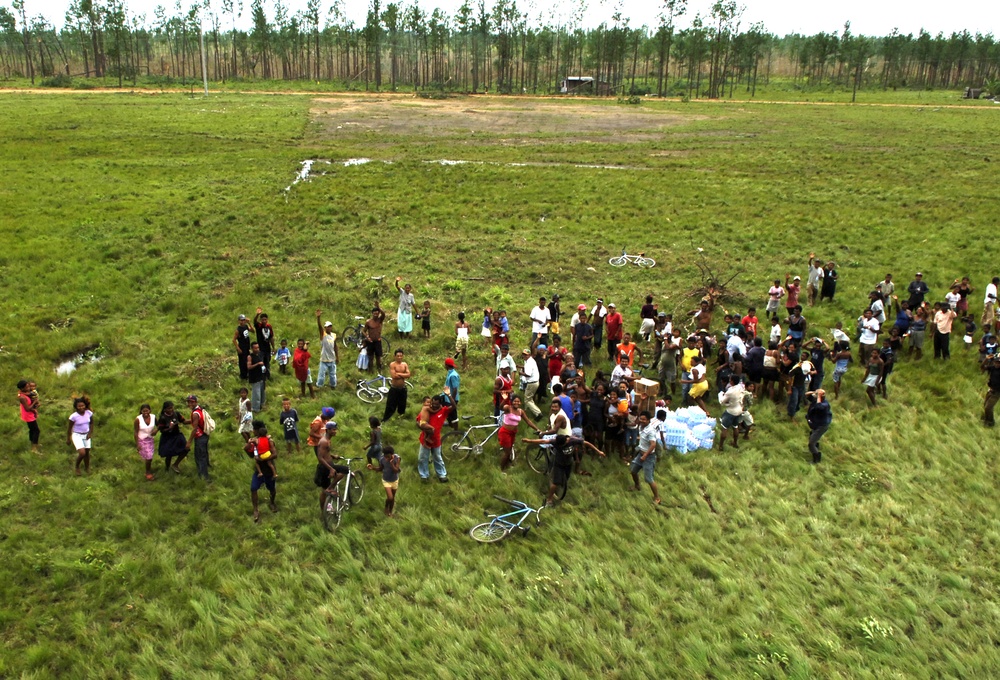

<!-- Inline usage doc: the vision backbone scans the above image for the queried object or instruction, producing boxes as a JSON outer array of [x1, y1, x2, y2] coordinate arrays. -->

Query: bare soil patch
[[309, 95, 709, 143]]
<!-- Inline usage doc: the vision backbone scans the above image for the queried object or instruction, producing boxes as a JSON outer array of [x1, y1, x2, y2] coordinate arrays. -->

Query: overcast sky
[[20, 0, 1000, 37]]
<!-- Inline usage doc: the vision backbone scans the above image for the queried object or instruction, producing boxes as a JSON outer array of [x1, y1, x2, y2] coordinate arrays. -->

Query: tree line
[[2, 0, 998, 97]]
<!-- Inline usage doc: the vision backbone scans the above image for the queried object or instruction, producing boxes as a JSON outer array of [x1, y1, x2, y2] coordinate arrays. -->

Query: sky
[[18, 0, 1000, 37]]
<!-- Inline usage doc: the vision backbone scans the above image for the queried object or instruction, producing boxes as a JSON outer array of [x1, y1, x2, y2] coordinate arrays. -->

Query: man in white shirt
[[983, 277, 999, 330], [869, 291, 886, 324], [591, 298, 608, 350], [859, 309, 881, 361], [520, 348, 541, 418], [875, 273, 894, 306], [717, 375, 745, 450], [610, 355, 634, 391], [496, 343, 518, 381], [726, 331, 747, 362], [530, 297, 551, 347], [807, 254, 825, 306]]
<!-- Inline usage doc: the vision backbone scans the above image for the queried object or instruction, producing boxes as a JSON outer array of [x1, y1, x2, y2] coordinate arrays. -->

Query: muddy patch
[[56, 344, 106, 375]]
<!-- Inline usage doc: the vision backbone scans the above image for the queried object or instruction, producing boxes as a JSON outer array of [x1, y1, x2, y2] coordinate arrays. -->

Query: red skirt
[[498, 426, 517, 450]]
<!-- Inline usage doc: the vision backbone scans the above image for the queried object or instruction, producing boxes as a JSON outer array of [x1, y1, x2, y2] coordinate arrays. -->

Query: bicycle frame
[[485, 497, 541, 532], [449, 417, 500, 454]]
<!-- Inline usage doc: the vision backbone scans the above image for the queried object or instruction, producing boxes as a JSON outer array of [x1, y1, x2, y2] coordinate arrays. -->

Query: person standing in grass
[[629, 411, 661, 505], [547, 294, 562, 336], [861, 350, 885, 407], [247, 341, 267, 411], [418, 300, 431, 338], [157, 401, 187, 473], [573, 311, 594, 368], [17, 379, 39, 453], [718, 375, 745, 451], [233, 313, 252, 380], [315, 310, 339, 391], [983, 277, 999, 332], [275, 339, 291, 375], [605, 303, 623, 361], [279, 398, 300, 454], [908, 305, 928, 360], [134, 404, 157, 481], [591, 298, 608, 351], [981, 353, 1000, 427], [454, 312, 470, 370], [530, 297, 552, 348], [394, 277, 415, 339], [186, 395, 211, 482], [858, 309, 881, 363], [907, 272, 929, 310], [245, 421, 278, 522], [766, 279, 785, 317], [498, 396, 541, 471], [363, 304, 387, 374], [820, 262, 838, 302], [383, 349, 411, 423], [237, 387, 253, 442], [444, 358, 461, 427], [806, 254, 824, 306], [417, 394, 451, 483], [368, 444, 401, 517], [804, 389, 832, 464], [253, 308, 276, 380], [67, 397, 93, 476], [293, 338, 315, 398], [315, 421, 348, 510], [520, 348, 542, 419], [933, 302, 957, 360], [638, 294, 656, 341], [785, 275, 801, 317], [829, 341, 852, 399]]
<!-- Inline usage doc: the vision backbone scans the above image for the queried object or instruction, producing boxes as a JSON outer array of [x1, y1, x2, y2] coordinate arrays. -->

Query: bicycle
[[609, 248, 655, 268], [342, 316, 392, 356], [321, 457, 366, 532], [522, 439, 569, 501], [469, 496, 544, 543], [355, 375, 414, 404], [440, 415, 503, 461]]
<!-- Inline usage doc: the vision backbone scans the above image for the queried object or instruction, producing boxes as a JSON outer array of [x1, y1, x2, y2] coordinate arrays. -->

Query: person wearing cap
[[233, 314, 252, 380], [520, 348, 542, 419], [547, 294, 562, 336], [573, 311, 594, 368], [569, 304, 587, 344], [804, 388, 832, 463], [652, 311, 669, 362], [315, 309, 339, 391], [907, 272, 929, 310], [605, 303, 623, 362], [444, 358, 461, 427], [185, 395, 211, 482], [253, 308, 276, 380], [591, 298, 607, 350], [495, 342, 517, 380], [363, 304, 387, 374], [530, 297, 552, 348], [394, 276, 416, 339], [784, 273, 801, 316], [638, 295, 656, 342], [382, 349, 412, 423], [314, 420, 349, 510], [806, 254, 824, 306], [306, 406, 336, 455], [417, 394, 451, 482]]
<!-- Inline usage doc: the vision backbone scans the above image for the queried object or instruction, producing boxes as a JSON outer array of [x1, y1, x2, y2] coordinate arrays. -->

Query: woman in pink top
[[134, 404, 157, 481], [67, 397, 94, 475], [498, 396, 540, 471], [17, 379, 39, 453]]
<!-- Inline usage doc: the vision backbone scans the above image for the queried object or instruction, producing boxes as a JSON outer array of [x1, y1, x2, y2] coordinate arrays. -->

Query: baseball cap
[[578, 304, 587, 311], [321, 406, 336, 418], [916, 271, 923, 276], [657, 311, 666, 317], [792, 275, 801, 281], [445, 357, 456, 368], [186, 394, 198, 402], [325, 421, 338, 430], [521, 349, 531, 356], [238, 314, 247, 320], [596, 298, 603, 303], [552, 294, 560, 300], [608, 302, 616, 308], [537, 344, 547, 351], [324, 321, 333, 328]]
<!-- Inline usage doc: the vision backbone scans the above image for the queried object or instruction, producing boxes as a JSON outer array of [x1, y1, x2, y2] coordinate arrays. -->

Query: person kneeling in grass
[[368, 444, 401, 517], [628, 411, 661, 505], [521, 433, 605, 507]]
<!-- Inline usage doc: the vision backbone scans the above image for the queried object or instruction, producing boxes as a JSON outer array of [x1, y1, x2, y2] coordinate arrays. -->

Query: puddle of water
[[56, 347, 106, 375]]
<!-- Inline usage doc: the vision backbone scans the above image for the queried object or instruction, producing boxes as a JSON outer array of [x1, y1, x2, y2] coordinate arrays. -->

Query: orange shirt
[[617, 342, 637, 367]]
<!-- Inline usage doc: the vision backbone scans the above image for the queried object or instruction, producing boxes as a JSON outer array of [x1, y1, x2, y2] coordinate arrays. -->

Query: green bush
[[40, 74, 73, 88]]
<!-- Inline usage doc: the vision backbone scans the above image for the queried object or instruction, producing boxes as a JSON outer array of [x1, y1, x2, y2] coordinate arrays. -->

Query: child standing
[[275, 339, 291, 375], [418, 300, 431, 338], [280, 398, 300, 454], [365, 416, 383, 464], [769, 315, 782, 345], [963, 316, 977, 350], [367, 444, 400, 517], [623, 406, 640, 461], [293, 338, 314, 398], [237, 387, 253, 442], [454, 312, 470, 370]]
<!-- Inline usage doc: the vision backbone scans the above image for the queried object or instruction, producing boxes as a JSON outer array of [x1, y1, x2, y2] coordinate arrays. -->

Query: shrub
[[40, 74, 73, 88]]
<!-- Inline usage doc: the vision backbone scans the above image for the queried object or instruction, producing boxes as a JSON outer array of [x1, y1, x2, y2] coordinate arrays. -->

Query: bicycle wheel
[[404, 380, 414, 390], [609, 256, 628, 267], [321, 495, 342, 532], [356, 384, 383, 404], [348, 470, 365, 506], [525, 444, 551, 475], [381, 337, 391, 355], [441, 429, 471, 462], [470, 521, 509, 543], [341, 326, 360, 349], [636, 256, 656, 268]]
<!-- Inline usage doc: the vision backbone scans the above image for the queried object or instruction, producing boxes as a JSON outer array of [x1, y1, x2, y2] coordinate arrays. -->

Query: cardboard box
[[635, 378, 659, 397]]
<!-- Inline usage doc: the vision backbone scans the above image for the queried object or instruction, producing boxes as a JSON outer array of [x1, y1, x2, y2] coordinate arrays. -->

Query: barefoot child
[[275, 339, 291, 375], [365, 416, 383, 465], [237, 387, 253, 442], [368, 444, 400, 516], [454, 312, 470, 370], [418, 300, 431, 338], [279, 398, 300, 454], [293, 338, 315, 398]]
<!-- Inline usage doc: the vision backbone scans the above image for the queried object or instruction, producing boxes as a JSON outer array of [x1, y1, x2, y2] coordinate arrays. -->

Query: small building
[[560, 76, 613, 96]]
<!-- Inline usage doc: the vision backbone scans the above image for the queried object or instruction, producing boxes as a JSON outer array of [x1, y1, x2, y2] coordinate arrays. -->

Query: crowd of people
[[15, 263, 1000, 522]]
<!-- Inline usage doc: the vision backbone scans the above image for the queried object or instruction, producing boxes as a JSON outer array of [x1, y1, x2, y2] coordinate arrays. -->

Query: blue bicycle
[[469, 496, 544, 543]]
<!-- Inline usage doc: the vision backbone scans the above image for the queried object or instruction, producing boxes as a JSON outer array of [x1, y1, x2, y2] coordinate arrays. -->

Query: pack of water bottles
[[661, 407, 717, 454]]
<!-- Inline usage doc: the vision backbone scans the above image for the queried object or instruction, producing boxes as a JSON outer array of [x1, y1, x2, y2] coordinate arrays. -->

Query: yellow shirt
[[681, 347, 700, 372]]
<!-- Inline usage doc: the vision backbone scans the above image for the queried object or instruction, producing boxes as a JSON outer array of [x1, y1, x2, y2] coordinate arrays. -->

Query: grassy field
[[2, 90, 1000, 678]]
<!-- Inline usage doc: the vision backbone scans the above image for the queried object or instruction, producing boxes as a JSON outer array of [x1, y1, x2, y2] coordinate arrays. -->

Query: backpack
[[198, 407, 217, 436]]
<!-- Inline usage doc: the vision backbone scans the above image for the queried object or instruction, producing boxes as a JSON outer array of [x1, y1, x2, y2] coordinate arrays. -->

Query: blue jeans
[[316, 361, 337, 388], [251, 380, 265, 412], [787, 385, 805, 418], [681, 371, 692, 404], [418, 444, 447, 479]]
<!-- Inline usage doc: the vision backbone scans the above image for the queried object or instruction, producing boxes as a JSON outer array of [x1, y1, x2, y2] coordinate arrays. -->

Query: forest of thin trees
[[1, 0, 998, 97]]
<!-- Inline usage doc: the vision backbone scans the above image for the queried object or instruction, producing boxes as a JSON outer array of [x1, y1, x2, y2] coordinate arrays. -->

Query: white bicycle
[[609, 248, 655, 268]]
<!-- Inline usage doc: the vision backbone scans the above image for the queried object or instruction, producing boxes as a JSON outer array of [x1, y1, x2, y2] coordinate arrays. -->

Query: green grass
[[2, 91, 1000, 677]]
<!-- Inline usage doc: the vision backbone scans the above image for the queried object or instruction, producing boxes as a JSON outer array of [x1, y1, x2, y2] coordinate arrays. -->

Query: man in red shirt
[[605, 303, 623, 362], [417, 394, 451, 482]]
